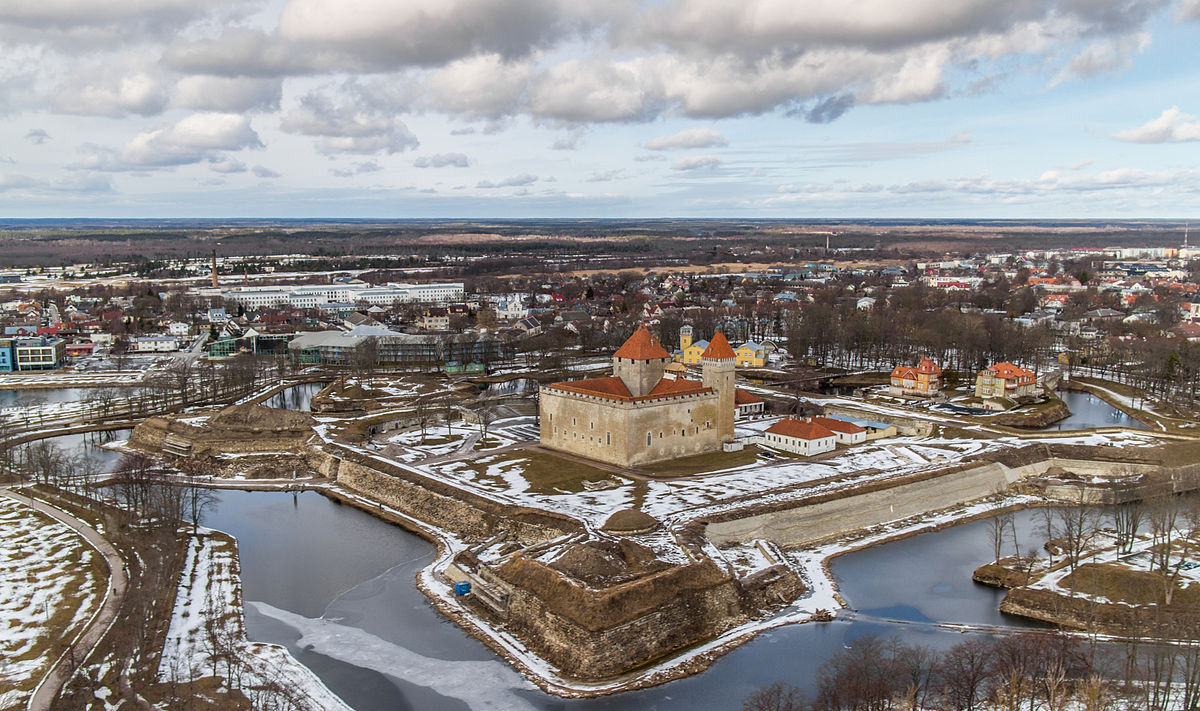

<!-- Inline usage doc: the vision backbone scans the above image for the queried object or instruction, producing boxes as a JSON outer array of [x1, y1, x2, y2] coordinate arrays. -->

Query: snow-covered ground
[[157, 532, 351, 711], [0, 496, 103, 708], [362, 415, 1158, 530]]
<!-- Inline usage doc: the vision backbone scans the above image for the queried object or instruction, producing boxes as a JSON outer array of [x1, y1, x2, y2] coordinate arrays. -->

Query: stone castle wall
[[317, 447, 577, 545], [539, 389, 722, 467]]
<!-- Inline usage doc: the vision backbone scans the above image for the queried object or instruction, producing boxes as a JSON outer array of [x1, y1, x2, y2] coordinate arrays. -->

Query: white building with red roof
[[539, 325, 737, 467], [762, 417, 838, 456]]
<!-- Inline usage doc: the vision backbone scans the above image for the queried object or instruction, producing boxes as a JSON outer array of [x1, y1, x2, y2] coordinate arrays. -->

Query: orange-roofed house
[[974, 362, 1037, 400], [762, 417, 837, 456], [539, 325, 737, 466], [889, 357, 942, 398]]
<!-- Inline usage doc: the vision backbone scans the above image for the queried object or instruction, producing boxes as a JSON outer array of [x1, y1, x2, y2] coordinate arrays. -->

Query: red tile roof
[[549, 376, 632, 399], [766, 417, 836, 441], [701, 331, 736, 359], [811, 416, 865, 434], [646, 377, 709, 397], [734, 388, 763, 404], [892, 356, 941, 380], [613, 324, 670, 360], [983, 361, 1035, 384]]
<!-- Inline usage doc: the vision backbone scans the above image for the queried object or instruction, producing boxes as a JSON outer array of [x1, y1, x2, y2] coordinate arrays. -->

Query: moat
[[208, 488, 1054, 711]]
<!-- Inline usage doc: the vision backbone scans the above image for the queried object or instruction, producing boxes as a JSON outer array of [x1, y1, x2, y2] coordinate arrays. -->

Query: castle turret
[[612, 325, 671, 397], [701, 331, 736, 441]]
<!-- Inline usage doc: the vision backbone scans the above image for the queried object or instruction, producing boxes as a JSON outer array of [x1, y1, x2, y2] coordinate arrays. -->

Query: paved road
[[0, 487, 128, 711]]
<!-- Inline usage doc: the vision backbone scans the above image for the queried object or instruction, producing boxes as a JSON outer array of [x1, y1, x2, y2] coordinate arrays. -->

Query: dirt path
[[0, 487, 128, 711]]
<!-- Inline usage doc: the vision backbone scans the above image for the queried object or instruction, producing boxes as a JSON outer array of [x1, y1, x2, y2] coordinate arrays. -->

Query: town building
[[734, 389, 765, 419], [761, 417, 838, 456], [975, 362, 1038, 400], [734, 341, 766, 368], [889, 357, 943, 397], [539, 326, 736, 467], [14, 337, 65, 371]]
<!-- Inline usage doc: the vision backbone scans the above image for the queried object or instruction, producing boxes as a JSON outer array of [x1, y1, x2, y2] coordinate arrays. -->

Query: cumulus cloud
[[1113, 107, 1200, 143], [78, 112, 262, 171], [1180, 0, 1200, 21], [52, 72, 168, 117], [413, 153, 470, 168], [281, 90, 418, 154], [24, 128, 49, 144], [644, 127, 728, 150], [252, 164, 280, 178], [172, 75, 282, 112], [476, 173, 537, 188], [672, 155, 721, 170]]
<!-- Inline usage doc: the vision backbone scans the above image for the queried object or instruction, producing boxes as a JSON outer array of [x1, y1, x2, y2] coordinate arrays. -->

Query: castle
[[539, 325, 736, 467]]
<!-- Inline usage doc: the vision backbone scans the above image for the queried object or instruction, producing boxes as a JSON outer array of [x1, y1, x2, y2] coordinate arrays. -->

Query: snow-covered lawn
[[0, 497, 103, 707], [158, 532, 351, 711]]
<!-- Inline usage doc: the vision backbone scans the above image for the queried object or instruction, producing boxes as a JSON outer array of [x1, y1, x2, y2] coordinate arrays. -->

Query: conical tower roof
[[701, 331, 735, 359], [613, 324, 670, 360]]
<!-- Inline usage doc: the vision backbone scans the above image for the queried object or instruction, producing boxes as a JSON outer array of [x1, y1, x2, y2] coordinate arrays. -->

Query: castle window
[[607, 432, 611, 445], [647, 432, 652, 446]]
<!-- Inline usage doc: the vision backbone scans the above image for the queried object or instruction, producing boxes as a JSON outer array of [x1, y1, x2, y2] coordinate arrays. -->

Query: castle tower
[[679, 325, 693, 351], [612, 324, 671, 397], [701, 331, 736, 441]]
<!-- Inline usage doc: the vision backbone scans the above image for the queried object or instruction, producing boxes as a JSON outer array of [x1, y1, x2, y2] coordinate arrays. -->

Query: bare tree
[[742, 682, 803, 711]]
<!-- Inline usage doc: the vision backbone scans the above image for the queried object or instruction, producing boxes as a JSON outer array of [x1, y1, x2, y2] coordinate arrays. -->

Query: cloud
[[586, 169, 623, 182], [552, 127, 586, 150], [252, 164, 280, 178], [476, 173, 537, 188], [330, 161, 381, 177], [0, 170, 112, 194], [1050, 32, 1150, 87], [672, 155, 721, 170], [52, 72, 168, 117], [644, 127, 728, 150], [78, 112, 263, 171], [281, 90, 418, 154], [1113, 107, 1200, 143], [1183, 0, 1200, 21], [208, 155, 247, 173], [803, 94, 855, 124], [172, 75, 283, 112], [24, 128, 49, 144], [413, 152, 470, 168]]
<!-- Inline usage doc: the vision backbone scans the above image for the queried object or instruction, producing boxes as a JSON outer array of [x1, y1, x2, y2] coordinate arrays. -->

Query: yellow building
[[734, 341, 766, 368]]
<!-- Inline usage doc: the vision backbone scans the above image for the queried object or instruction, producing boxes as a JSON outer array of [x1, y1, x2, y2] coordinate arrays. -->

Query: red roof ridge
[[613, 324, 670, 360], [701, 331, 735, 359], [765, 417, 835, 440]]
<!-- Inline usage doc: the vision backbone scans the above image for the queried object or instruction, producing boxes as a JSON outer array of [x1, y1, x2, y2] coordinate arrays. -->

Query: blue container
[[454, 581, 471, 596]]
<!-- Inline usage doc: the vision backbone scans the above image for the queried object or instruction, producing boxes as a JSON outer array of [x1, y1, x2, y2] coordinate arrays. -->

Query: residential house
[[975, 362, 1037, 400], [889, 357, 942, 398], [734, 341, 766, 368]]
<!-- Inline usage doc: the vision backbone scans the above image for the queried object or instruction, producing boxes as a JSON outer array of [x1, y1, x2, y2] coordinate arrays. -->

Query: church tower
[[701, 331, 736, 441], [679, 325, 693, 351], [612, 324, 671, 397]]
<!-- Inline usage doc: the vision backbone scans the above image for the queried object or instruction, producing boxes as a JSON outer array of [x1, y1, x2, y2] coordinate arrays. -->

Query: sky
[[1, 0, 1200, 219]]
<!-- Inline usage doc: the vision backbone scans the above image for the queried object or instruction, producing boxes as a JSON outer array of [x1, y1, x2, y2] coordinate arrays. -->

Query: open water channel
[[31, 383, 1144, 710]]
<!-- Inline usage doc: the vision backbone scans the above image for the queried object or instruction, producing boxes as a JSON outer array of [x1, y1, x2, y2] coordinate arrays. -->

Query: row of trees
[[746, 630, 1200, 711]]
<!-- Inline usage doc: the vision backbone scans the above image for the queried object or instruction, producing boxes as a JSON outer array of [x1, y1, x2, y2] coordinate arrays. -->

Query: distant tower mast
[[211, 248, 218, 288]]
